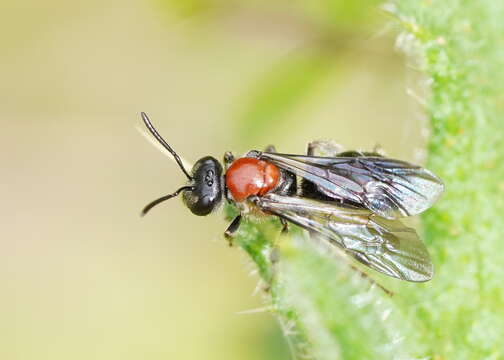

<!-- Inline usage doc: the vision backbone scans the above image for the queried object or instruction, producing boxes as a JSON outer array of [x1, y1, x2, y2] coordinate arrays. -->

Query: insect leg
[[224, 214, 242, 246], [224, 151, 235, 170], [250, 196, 289, 234], [336, 251, 394, 296], [306, 231, 394, 295], [268, 217, 289, 267], [280, 217, 289, 234], [348, 264, 394, 296], [372, 144, 386, 157], [264, 145, 277, 153], [306, 140, 344, 156]]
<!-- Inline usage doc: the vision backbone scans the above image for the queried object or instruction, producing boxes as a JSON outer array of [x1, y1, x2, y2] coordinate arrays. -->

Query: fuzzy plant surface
[[226, 1, 504, 359]]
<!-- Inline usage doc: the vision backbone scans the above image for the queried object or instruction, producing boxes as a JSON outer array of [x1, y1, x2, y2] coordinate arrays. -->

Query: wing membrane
[[256, 193, 433, 282], [259, 152, 444, 219]]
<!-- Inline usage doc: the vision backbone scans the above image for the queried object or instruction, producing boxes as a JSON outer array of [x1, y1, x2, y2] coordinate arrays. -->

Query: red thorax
[[225, 157, 280, 202]]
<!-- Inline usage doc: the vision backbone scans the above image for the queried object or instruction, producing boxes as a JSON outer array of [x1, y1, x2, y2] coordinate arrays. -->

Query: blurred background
[[1, 0, 426, 359]]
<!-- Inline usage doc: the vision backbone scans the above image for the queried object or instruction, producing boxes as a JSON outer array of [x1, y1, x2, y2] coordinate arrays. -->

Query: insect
[[140, 112, 444, 282]]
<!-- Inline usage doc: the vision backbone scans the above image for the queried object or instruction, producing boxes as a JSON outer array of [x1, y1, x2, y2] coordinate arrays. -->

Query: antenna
[[141, 112, 193, 181], [141, 186, 194, 216]]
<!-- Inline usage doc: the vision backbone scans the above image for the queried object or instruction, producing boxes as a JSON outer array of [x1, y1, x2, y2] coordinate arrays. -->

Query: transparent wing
[[259, 152, 444, 219], [255, 193, 433, 282]]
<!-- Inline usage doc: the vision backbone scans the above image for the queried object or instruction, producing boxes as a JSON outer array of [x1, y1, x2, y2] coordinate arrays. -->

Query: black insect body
[[140, 113, 444, 282]]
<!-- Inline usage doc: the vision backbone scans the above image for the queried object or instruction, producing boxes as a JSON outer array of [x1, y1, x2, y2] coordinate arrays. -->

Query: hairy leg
[[307, 140, 344, 156], [223, 151, 235, 170]]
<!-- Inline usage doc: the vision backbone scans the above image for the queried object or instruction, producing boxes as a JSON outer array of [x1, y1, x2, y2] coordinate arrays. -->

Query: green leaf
[[388, 0, 504, 358]]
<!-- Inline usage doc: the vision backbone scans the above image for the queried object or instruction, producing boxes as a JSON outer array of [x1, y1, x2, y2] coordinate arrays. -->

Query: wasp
[[140, 113, 444, 282]]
